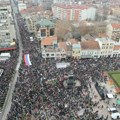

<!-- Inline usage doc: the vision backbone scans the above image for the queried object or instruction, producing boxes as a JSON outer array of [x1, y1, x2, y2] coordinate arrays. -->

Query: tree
[[55, 20, 72, 41]]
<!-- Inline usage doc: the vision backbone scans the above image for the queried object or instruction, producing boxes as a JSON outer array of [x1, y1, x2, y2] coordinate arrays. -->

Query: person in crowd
[[5, 14, 120, 120]]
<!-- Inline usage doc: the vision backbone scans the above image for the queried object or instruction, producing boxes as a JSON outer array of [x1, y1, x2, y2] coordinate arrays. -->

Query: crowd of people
[[5, 13, 120, 120], [0, 39, 18, 109]]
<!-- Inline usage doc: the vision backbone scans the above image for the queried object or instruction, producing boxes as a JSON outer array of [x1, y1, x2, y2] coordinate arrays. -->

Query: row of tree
[[55, 20, 107, 41]]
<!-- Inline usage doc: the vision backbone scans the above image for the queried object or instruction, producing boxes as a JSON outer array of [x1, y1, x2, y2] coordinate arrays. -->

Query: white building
[[18, 3, 27, 11], [52, 4, 96, 21], [95, 37, 114, 57], [80, 7, 96, 21], [80, 40, 100, 58], [0, 3, 16, 48]]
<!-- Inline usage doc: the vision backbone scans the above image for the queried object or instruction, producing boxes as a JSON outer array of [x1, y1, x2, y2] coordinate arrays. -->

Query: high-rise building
[[52, 4, 96, 21]]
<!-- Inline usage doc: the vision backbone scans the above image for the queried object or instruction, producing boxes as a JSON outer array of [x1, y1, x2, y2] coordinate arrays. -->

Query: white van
[[111, 112, 120, 119]]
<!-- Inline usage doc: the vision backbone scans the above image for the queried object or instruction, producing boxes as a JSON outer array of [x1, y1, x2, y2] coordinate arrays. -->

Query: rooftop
[[35, 19, 54, 28], [72, 44, 80, 49], [58, 42, 67, 52], [81, 40, 100, 50], [95, 37, 114, 42], [111, 23, 120, 29], [54, 3, 89, 10], [113, 45, 120, 50], [41, 36, 57, 46]]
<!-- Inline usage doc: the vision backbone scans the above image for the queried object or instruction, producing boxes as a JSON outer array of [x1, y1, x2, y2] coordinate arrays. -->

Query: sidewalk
[[89, 82, 113, 120]]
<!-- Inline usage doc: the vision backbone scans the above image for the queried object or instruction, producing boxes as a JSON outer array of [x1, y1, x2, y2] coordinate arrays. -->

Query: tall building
[[0, 0, 16, 50], [52, 4, 96, 21]]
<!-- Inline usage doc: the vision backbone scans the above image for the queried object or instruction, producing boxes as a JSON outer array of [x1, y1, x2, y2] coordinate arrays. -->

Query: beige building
[[72, 44, 81, 59], [111, 7, 120, 17]]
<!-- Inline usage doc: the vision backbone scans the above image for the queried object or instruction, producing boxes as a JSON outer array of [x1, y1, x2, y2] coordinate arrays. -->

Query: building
[[0, 2, 16, 51], [35, 19, 55, 40], [18, 2, 27, 11], [95, 37, 114, 57], [41, 37, 79, 59], [106, 23, 120, 41], [113, 45, 120, 57], [52, 4, 96, 21], [58, 42, 67, 58], [41, 36, 63, 59], [80, 40, 100, 58], [111, 7, 120, 17], [32, 0, 53, 9], [72, 43, 81, 59]]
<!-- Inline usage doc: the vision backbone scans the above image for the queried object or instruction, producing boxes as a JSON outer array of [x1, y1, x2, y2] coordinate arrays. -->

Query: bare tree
[[55, 20, 72, 41]]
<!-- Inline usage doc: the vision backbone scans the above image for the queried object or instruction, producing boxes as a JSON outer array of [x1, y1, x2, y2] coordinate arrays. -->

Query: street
[[0, 0, 23, 119]]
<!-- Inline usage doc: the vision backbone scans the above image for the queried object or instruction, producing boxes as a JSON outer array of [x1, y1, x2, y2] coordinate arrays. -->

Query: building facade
[[52, 4, 96, 21], [41, 36, 66, 59], [81, 40, 100, 58], [95, 37, 114, 57], [18, 2, 27, 11], [0, 3, 16, 50], [106, 23, 120, 41], [72, 44, 81, 59], [35, 19, 55, 40]]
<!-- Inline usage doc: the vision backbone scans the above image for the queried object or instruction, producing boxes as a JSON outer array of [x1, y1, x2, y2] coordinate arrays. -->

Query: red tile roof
[[41, 36, 57, 46], [111, 23, 120, 29], [114, 45, 120, 50], [58, 42, 67, 51], [20, 6, 43, 14], [81, 40, 100, 50], [54, 4, 89, 10]]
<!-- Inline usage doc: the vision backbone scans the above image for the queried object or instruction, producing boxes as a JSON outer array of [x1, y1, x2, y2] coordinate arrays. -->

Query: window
[[51, 54, 54, 56], [46, 54, 49, 56], [41, 29, 46, 37], [50, 28, 54, 36]]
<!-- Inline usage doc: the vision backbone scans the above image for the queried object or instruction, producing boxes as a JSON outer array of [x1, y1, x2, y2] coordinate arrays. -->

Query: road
[[0, 0, 23, 119]]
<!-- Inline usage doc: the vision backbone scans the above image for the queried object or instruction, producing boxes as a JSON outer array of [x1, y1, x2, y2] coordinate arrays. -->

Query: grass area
[[108, 71, 120, 87]]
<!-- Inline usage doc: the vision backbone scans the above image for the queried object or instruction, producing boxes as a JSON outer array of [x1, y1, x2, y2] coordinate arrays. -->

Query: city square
[[0, 0, 120, 120]]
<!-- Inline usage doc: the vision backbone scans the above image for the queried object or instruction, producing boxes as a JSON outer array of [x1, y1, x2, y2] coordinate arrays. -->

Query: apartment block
[[52, 4, 96, 21]]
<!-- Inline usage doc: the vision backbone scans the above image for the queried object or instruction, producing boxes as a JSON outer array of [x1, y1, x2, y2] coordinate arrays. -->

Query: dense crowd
[[0, 39, 18, 109], [6, 14, 120, 120]]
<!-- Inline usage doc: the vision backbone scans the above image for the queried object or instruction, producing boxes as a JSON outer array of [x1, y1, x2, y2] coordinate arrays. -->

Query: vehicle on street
[[111, 112, 120, 119]]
